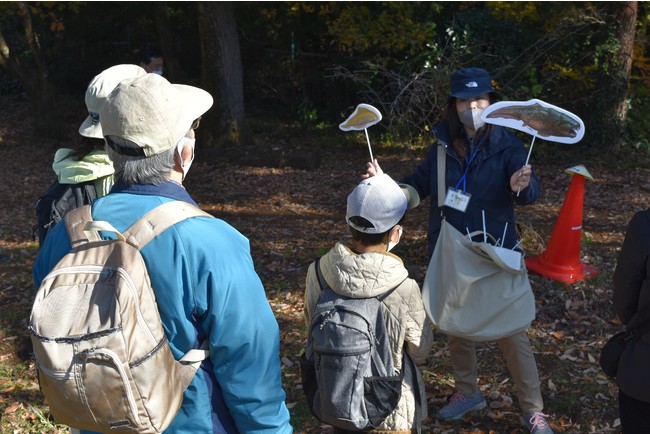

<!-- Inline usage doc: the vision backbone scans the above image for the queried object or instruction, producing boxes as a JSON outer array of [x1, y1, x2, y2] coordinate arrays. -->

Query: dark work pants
[[619, 389, 650, 433]]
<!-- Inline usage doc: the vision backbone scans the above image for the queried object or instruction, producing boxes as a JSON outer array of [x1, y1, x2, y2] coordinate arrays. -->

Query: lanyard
[[454, 135, 485, 192]]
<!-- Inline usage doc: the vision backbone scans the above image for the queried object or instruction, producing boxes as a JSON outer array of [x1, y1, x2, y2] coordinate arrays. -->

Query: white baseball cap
[[346, 174, 419, 234], [79, 64, 147, 139], [100, 73, 213, 156]]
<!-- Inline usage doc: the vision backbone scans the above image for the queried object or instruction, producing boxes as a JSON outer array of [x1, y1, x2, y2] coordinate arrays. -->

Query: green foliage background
[[1, 1, 649, 151]]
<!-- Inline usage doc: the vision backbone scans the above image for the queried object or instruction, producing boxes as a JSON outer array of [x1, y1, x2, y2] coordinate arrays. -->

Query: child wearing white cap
[[303, 173, 433, 433]]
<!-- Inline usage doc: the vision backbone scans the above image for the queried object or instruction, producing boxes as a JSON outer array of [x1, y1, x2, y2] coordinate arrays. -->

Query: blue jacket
[[401, 124, 540, 256], [33, 181, 293, 434]]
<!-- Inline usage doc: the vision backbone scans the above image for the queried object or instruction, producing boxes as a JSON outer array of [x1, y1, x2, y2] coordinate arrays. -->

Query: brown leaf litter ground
[[1, 95, 649, 433]]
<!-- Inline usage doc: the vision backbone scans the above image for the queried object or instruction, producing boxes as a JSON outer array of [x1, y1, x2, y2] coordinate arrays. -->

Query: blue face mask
[[151, 69, 163, 76]]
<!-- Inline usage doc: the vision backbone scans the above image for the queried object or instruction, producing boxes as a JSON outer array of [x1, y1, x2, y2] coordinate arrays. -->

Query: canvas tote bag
[[421, 220, 536, 341]]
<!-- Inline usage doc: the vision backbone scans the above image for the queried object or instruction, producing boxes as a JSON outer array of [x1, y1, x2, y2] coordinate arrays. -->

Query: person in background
[[35, 64, 147, 247], [304, 173, 433, 433], [34, 73, 293, 434], [613, 208, 650, 433], [137, 43, 164, 75], [364, 67, 553, 434], [61, 64, 147, 196]]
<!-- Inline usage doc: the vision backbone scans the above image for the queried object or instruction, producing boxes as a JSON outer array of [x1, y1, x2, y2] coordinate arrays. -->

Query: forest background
[[1, 2, 649, 433]]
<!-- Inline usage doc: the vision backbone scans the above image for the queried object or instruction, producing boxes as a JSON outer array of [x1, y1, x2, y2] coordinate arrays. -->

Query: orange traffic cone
[[526, 165, 599, 284]]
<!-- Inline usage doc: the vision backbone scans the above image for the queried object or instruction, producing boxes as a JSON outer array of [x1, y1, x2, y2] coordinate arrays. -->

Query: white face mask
[[458, 108, 486, 132], [387, 226, 403, 252], [151, 69, 164, 76], [175, 135, 195, 180]]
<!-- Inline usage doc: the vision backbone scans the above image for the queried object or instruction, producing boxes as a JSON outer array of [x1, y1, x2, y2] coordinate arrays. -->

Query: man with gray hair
[[33, 74, 293, 434]]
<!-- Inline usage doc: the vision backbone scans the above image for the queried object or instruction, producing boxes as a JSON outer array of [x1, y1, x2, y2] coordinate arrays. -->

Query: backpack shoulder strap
[[403, 350, 422, 434], [437, 144, 446, 208], [314, 257, 328, 292], [127, 202, 214, 384], [123, 201, 214, 250], [64, 205, 101, 248]]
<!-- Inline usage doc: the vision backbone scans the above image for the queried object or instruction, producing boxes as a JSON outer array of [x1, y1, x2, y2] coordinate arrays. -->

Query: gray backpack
[[300, 258, 404, 430], [30, 201, 211, 433]]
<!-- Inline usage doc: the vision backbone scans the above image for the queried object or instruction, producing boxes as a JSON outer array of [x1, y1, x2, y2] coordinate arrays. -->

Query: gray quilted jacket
[[304, 242, 434, 430]]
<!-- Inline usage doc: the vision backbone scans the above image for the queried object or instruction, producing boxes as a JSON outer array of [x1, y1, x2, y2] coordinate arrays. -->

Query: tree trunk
[[615, 1, 637, 128], [595, 1, 637, 151], [153, 2, 186, 82], [197, 1, 253, 151], [0, 2, 65, 138]]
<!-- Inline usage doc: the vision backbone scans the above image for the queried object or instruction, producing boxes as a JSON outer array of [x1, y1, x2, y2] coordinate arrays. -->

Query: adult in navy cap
[[363, 67, 553, 434]]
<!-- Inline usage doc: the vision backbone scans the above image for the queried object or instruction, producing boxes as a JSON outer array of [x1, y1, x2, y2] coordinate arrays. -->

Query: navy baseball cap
[[449, 67, 496, 99]]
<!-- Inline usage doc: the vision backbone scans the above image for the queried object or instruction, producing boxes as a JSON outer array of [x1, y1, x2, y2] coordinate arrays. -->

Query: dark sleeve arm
[[613, 210, 650, 326]]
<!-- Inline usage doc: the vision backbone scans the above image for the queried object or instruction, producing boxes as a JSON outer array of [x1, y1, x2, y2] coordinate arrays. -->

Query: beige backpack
[[30, 201, 211, 433]]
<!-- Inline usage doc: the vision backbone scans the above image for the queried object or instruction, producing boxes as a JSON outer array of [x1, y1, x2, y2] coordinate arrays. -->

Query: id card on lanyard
[[444, 188, 471, 212], [444, 139, 482, 213]]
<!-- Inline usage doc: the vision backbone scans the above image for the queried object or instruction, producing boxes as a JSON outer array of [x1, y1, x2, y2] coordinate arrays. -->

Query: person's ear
[[388, 225, 402, 244], [172, 141, 191, 169], [179, 141, 193, 165]]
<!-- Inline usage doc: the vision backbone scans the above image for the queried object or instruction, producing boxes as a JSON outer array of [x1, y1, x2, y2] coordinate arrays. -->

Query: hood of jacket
[[319, 242, 409, 299], [52, 148, 115, 184]]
